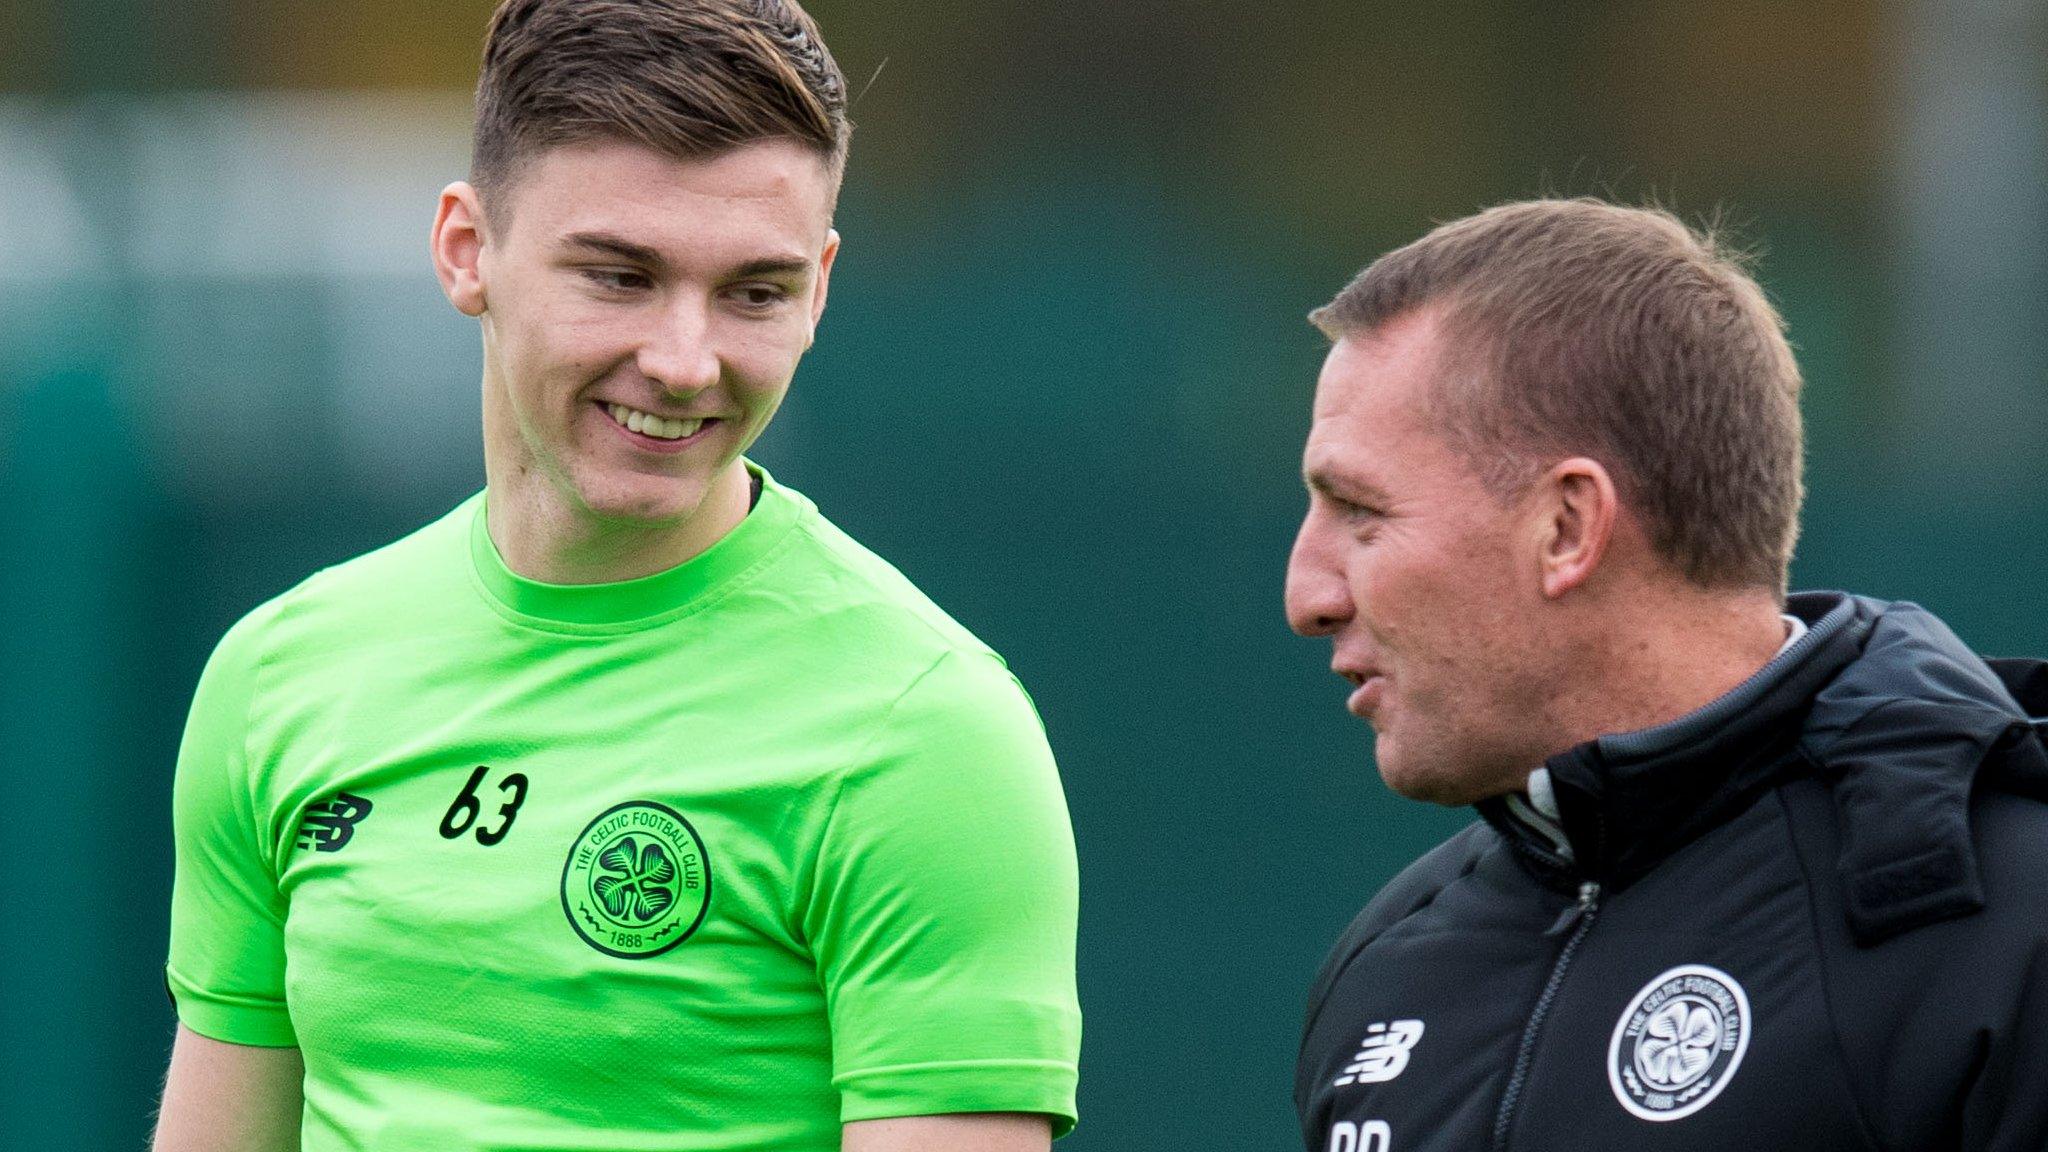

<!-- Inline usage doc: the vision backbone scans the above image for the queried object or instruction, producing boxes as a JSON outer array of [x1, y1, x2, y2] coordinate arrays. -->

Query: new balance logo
[[297, 793, 373, 852], [1333, 1020, 1424, 1086]]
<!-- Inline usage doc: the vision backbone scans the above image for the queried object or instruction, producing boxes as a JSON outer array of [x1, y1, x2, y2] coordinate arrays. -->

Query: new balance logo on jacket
[[1332, 1021, 1424, 1087]]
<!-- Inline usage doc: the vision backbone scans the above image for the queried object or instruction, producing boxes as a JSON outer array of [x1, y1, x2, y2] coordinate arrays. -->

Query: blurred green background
[[2, 1, 2044, 1147]]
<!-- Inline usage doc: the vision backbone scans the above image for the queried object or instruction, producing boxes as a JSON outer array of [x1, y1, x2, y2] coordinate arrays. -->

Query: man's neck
[[1548, 588, 1792, 752], [485, 463, 752, 586]]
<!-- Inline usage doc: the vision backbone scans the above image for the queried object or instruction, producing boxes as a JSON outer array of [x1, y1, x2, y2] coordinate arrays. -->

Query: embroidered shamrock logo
[[592, 835, 678, 925], [1636, 999, 1721, 1089]]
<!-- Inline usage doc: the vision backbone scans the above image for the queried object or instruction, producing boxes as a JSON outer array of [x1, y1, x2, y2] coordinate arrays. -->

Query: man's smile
[[599, 401, 722, 450]]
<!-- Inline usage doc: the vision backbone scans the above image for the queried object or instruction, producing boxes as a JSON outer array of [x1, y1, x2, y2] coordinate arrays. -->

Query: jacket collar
[[1480, 593, 1868, 893], [1481, 592, 2048, 944]]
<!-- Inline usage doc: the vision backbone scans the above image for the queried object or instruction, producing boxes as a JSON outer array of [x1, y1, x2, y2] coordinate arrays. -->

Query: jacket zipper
[[1491, 879, 1602, 1152]]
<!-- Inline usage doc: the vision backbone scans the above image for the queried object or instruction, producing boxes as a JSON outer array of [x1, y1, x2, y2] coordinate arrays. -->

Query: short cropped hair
[[1311, 199, 1804, 594], [472, 0, 850, 209]]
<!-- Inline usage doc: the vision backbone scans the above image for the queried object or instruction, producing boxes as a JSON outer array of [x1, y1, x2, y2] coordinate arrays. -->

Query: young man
[[155, 3, 1081, 1149], [1286, 200, 2048, 1150]]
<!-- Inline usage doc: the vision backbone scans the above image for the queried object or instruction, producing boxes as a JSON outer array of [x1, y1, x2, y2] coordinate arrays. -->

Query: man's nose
[[639, 297, 722, 396], [1285, 516, 1352, 638]]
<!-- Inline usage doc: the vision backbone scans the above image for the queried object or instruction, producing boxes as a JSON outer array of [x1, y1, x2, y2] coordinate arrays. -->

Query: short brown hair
[[1311, 199, 1804, 594], [472, 0, 849, 208]]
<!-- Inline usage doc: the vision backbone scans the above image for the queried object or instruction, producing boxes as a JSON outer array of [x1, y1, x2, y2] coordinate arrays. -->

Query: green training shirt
[[167, 464, 1081, 1150]]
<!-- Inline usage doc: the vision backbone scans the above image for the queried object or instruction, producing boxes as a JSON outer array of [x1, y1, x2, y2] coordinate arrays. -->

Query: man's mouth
[[1339, 668, 1385, 717], [603, 402, 713, 442], [1347, 677, 1385, 719]]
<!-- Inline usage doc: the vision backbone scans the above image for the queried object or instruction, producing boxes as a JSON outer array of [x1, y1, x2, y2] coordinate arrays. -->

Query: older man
[[1286, 199, 2048, 1151]]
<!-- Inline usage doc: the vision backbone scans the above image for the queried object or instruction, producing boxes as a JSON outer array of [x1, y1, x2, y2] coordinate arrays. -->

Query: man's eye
[[732, 284, 790, 310], [582, 268, 650, 292], [1339, 500, 1384, 527]]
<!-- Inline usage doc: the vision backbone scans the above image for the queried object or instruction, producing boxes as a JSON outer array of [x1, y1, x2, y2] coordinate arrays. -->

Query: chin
[[1375, 743, 1486, 807], [572, 470, 713, 526], [1373, 744, 1428, 802], [1378, 767, 1448, 805]]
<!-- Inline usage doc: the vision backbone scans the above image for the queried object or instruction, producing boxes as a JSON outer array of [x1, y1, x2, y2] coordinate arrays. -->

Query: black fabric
[[1299, 823, 1496, 1048], [1985, 657, 2048, 715], [1298, 592, 2048, 1152], [1798, 597, 2034, 942]]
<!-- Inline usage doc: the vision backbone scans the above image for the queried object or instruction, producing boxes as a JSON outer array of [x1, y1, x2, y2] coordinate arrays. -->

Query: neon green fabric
[[168, 464, 1081, 1149]]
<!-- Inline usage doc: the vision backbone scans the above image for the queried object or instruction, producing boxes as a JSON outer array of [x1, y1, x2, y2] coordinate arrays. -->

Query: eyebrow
[[730, 256, 813, 279], [1305, 469, 1391, 506], [562, 231, 665, 268], [560, 232, 812, 280]]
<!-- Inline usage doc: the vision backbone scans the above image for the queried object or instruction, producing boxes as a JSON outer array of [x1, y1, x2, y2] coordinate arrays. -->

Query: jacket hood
[[1800, 594, 2048, 943]]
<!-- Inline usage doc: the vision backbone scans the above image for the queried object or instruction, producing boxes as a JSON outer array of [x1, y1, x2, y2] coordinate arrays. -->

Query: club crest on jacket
[[1608, 964, 1751, 1121]]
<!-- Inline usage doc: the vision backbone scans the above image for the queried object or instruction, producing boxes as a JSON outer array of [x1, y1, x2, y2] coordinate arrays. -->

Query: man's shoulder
[[772, 485, 1001, 666], [289, 495, 477, 605], [206, 497, 478, 675], [1332, 821, 1498, 951], [1303, 821, 1499, 1025]]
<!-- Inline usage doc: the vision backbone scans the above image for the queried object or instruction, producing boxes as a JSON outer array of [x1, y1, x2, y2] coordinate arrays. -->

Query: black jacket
[[1296, 593, 2048, 1152]]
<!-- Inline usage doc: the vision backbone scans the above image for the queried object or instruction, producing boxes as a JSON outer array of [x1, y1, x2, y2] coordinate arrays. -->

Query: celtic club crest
[[1608, 964, 1751, 1122], [561, 801, 712, 958]]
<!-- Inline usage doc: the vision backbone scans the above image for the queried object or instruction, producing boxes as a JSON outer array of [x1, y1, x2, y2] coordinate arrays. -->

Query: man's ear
[[1533, 456, 1619, 600], [431, 181, 489, 318]]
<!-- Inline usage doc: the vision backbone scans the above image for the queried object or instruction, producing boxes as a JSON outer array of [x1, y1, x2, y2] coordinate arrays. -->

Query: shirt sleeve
[[804, 649, 1082, 1135], [166, 605, 298, 1047]]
